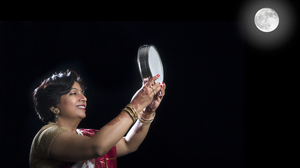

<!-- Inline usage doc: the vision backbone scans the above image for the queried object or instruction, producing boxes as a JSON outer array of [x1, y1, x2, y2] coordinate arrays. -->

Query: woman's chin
[[80, 113, 86, 119], [77, 111, 86, 119]]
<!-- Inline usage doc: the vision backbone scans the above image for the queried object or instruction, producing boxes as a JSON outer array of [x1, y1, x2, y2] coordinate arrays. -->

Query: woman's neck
[[56, 118, 81, 134]]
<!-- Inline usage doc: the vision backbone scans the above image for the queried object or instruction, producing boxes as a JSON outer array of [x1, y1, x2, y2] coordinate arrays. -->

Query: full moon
[[254, 8, 279, 32]]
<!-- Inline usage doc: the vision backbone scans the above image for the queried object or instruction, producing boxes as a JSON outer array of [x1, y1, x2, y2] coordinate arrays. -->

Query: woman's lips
[[76, 105, 86, 110]]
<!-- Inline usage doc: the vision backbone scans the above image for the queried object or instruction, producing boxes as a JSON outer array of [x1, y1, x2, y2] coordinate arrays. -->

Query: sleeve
[[34, 126, 68, 158]]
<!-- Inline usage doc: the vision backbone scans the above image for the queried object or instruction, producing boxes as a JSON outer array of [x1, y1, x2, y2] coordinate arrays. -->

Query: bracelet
[[126, 104, 138, 120], [138, 112, 155, 124], [123, 104, 138, 122], [123, 108, 137, 122]]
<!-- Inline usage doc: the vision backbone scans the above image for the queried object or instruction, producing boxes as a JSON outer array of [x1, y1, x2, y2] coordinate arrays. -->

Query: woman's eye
[[70, 92, 77, 95]]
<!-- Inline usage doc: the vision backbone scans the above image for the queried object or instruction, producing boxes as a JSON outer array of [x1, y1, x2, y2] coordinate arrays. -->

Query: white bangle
[[138, 112, 155, 124]]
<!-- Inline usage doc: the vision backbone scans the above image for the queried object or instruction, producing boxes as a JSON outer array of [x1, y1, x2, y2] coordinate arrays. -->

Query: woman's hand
[[144, 81, 166, 114], [130, 74, 162, 112]]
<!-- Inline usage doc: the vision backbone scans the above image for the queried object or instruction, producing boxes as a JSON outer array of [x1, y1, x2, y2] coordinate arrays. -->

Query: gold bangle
[[123, 107, 137, 122], [126, 104, 138, 120]]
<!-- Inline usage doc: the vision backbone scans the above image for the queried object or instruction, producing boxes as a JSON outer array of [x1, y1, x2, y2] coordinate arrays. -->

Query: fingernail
[[160, 82, 164, 88], [156, 74, 160, 77]]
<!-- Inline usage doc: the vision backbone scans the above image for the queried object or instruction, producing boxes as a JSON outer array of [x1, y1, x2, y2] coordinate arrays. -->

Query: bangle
[[123, 108, 137, 122], [138, 112, 155, 124], [126, 104, 138, 120], [123, 104, 138, 122]]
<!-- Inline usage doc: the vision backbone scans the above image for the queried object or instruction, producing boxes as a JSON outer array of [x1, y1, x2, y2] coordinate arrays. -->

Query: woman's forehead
[[71, 82, 83, 91]]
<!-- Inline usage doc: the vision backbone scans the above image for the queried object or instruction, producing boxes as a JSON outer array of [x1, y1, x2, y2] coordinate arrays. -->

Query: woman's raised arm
[[48, 75, 162, 162]]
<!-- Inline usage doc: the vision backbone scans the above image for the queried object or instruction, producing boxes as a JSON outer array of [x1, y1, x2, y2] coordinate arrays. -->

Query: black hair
[[33, 70, 85, 123]]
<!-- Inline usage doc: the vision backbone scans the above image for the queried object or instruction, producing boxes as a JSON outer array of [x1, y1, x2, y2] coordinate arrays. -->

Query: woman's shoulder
[[33, 122, 69, 148], [30, 122, 70, 165], [32, 123, 68, 152], [38, 122, 69, 137]]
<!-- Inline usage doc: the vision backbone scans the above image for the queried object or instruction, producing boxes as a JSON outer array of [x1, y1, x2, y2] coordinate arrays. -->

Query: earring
[[55, 109, 59, 123]]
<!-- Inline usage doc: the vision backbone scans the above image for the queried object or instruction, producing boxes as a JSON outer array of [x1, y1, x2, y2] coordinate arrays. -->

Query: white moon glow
[[254, 8, 279, 32]]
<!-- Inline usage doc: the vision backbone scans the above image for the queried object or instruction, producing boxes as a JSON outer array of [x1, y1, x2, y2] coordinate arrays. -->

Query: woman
[[29, 70, 166, 168]]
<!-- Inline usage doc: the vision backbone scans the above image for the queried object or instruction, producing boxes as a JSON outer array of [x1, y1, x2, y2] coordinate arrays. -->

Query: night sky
[[0, 1, 298, 167]]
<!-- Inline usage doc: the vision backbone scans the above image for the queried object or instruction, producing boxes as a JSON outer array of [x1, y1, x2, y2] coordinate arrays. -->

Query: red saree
[[65, 129, 117, 168]]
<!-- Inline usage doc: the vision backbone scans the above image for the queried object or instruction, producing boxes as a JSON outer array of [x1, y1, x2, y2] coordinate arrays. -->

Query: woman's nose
[[80, 94, 87, 102]]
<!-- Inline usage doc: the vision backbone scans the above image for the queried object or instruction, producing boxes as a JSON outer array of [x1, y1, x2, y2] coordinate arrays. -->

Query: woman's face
[[56, 82, 87, 120]]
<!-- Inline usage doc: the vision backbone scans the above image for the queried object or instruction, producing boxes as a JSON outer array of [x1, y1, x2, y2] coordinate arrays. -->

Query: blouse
[[29, 122, 117, 168]]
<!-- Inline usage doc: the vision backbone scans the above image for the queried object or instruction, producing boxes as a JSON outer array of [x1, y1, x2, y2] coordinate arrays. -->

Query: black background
[[0, 1, 298, 167]]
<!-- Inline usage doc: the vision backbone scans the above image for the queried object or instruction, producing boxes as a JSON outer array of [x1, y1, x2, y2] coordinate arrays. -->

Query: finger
[[153, 82, 165, 94], [160, 82, 166, 90], [158, 83, 166, 98], [148, 74, 161, 85], [153, 89, 161, 100], [161, 82, 166, 93], [152, 82, 161, 90], [150, 83, 161, 97], [143, 77, 150, 85], [157, 90, 163, 100]]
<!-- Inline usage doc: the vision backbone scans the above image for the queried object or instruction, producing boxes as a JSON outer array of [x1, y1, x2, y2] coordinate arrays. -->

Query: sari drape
[[64, 129, 117, 168]]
